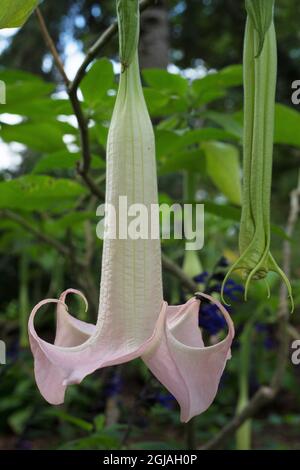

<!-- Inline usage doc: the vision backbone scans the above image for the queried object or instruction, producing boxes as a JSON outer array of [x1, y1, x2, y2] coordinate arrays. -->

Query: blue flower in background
[[194, 258, 244, 335], [193, 271, 209, 284], [216, 278, 244, 302], [156, 391, 175, 410], [255, 322, 277, 350], [105, 371, 123, 397], [199, 302, 227, 335]]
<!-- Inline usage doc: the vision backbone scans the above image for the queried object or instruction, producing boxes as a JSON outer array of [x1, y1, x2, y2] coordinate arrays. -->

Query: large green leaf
[[143, 89, 172, 116], [32, 150, 105, 174], [0, 176, 86, 211], [0, 0, 39, 29], [143, 69, 189, 96], [144, 88, 187, 117], [0, 121, 72, 152], [155, 128, 238, 161], [1, 98, 72, 119], [81, 59, 115, 109], [192, 65, 243, 100], [274, 104, 300, 147], [178, 128, 239, 147], [159, 149, 205, 175], [202, 141, 242, 205], [204, 201, 241, 221], [204, 111, 243, 139]]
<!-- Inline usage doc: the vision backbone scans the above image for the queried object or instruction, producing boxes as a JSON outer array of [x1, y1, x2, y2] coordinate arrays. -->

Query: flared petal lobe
[[143, 294, 235, 422]]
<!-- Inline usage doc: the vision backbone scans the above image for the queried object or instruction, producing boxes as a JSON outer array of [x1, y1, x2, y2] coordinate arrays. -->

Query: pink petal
[[28, 289, 166, 404], [143, 294, 235, 422]]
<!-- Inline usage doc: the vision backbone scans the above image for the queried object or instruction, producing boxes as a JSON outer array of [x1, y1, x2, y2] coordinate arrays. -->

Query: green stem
[[235, 316, 257, 450], [19, 254, 29, 348]]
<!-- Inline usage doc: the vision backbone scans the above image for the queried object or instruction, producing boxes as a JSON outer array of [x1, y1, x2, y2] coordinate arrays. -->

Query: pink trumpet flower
[[28, 50, 234, 422]]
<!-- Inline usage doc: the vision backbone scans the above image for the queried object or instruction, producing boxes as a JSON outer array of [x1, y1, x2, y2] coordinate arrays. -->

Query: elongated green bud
[[245, 0, 275, 57], [222, 0, 293, 310], [116, 0, 140, 71]]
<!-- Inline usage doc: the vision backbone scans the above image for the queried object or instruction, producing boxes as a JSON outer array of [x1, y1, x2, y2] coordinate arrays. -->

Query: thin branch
[[161, 253, 198, 294], [69, 0, 156, 94], [68, 91, 91, 175], [199, 387, 275, 450], [199, 184, 300, 450], [77, 164, 105, 199], [35, 8, 70, 87], [1, 209, 70, 258], [36, 7, 92, 179]]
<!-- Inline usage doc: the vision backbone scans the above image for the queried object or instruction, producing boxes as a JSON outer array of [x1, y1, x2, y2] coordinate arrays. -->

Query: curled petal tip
[[60, 288, 89, 313]]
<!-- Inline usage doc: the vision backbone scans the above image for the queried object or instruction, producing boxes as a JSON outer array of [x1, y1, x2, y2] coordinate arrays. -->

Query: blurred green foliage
[[0, 0, 300, 451]]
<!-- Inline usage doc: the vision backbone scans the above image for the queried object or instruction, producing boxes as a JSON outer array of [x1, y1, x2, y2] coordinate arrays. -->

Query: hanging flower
[[28, 0, 234, 423]]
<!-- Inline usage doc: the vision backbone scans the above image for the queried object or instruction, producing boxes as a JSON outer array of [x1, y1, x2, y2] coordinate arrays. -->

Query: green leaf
[[4, 81, 54, 105], [178, 127, 239, 147], [1, 98, 72, 119], [204, 111, 243, 139], [274, 104, 300, 147], [46, 409, 93, 432], [159, 149, 205, 175], [32, 150, 105, 174], [0, 121, 70, 152], [0, 176, 86, 211], [0, 69, 43, 84], [91, 124, 109, 148], [59, 431, 121, 450], [155, 130, 181, 158], [155, 128, 238, 163], [143, 69, 189, 96], [204, 201, 241, 221], [143, 88, 170, 116], [44, 211, 95, 232], [0, 0, 38, 29], [192, 65, 243, 100], [8, 407, 33, 435], [81, 59, 115, 109], [202, 141, 242, 205]]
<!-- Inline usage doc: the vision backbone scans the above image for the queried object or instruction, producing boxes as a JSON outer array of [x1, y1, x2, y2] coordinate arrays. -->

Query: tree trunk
[[139, 0, 169, 69]]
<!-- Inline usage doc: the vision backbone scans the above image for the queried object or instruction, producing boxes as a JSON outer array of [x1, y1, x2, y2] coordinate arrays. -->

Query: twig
[[35, 8, 70, 87], [199, 184, 300, 450], [69, 0, 156, 94], [161, 253, 198, 294], [36, 7, 92, 180], [77, 165, 105, 199], [1, 209, 70, 258]]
